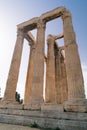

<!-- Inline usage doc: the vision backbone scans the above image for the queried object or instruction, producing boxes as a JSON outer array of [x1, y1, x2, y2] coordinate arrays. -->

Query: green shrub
[[30, 122, 39, 128]]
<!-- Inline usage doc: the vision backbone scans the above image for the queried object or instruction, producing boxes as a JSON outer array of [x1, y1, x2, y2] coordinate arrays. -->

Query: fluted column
[[24, 19, 46, 109], [24, 41, 35, 104], [3, 29, 24, 104], [54, 44, 61, 104], [55, 44, 68, 104], [45, 35, 56, 103], [62, 10, 87, 112], [59, 51, 68, 103]]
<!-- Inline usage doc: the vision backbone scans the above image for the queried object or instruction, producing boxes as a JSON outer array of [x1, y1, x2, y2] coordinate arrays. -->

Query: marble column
[[55, 44, 68, 104], [24, 19, 46, 109], [62, 10, 87, 112], [45, 35, 56, 103], [54, 43, 61, 104], [59, 50, 68, 104], [3, 29, 24, 104], [24, 41, 35, 104]]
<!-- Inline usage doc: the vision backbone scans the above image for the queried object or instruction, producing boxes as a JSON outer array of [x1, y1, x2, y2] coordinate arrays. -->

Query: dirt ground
[[0, 123, 41, 130]]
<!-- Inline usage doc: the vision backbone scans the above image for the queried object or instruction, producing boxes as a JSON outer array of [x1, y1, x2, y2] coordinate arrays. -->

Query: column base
[[24, 102, 42, 110], [0, 99, 23, 109], [41, 103, 63, 111], [64, 99, 87, 112]]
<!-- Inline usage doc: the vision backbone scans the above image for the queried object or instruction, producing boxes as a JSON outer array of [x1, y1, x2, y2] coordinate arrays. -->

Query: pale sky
[[0, 0, 87, 99]]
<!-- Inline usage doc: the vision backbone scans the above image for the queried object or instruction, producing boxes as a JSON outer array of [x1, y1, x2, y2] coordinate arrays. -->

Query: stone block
[[41, 103, 63, 111], [0, 109, 87, 130], [24, 103, 41, 110], [64, 99, 87, 112]]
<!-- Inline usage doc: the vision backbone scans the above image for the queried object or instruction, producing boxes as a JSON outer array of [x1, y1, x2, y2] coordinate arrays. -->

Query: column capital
[[37, 19, 46, 29], [47, 35, 55, 44], [61, 10, 72, 21], [17, 28, 24, 37]]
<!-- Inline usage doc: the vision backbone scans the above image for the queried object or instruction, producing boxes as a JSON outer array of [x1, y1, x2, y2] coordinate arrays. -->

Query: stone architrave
[[62, 10, 87, 112], [2, 29, 24, 104], [24, 41, 35, 104], [45, 35, 56, 103]]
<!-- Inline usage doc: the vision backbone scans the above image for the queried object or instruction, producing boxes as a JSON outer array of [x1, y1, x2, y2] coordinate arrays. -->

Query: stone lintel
[[17, 17, 39, 31], [41, 6, 66, 22], [17, 7, 67, 32], [54, 33, 64, 40]]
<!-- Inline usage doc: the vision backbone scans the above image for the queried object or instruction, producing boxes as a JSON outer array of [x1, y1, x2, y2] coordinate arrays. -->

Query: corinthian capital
[[17, 28, 24, 37], [47, 34, 55, 44], [61, 10, 72, 21], [37, 19, 46, 29]]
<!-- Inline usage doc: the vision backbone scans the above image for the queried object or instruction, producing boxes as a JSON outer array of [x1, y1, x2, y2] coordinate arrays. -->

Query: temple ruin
[[0, 6, 87, 130], [1, 6, 87, 112]]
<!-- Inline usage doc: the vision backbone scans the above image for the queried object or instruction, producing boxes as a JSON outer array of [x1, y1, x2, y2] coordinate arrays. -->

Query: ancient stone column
[[24, 19, 46, 109], [59, 50, 68, 104], [54, 44, 68, 104], [54, 43, 61, 104], [2, 29, 24, 104], [45, 35, 56, 103], [62, 10, 87, 112], [24, 41, 35, 104]]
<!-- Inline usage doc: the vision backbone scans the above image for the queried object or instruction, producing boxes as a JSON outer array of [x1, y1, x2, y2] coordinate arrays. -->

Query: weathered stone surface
[[62, 10, 86, 112], [17, 17, 38, 31], [29, 19, 45, 105], [24, 42, 35, 104], [64, 99, 87, 112], [1, 7, 87, 127], [0, 101, 23, 109], [0, 109, 87, 130], [45, 35, 56, 103], [54, 42, 68, 104], [24, 103, 41, 110], [2, 29, 24, 104], [17, 7, 66, 31], [41, 103, 63, 111]]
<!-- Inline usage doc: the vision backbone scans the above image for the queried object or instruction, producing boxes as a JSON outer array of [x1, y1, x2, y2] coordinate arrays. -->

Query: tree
[[15, 92, 20, 103]]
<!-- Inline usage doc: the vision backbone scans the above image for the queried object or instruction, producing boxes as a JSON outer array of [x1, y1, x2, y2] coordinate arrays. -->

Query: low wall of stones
[[0, 109, 87, 130]]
